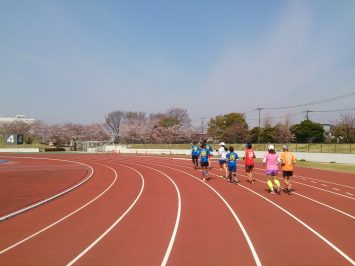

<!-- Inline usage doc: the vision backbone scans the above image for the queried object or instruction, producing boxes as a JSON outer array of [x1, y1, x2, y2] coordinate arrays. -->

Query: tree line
[[207, 112, 355, 144], [0, 108, 354, 145]]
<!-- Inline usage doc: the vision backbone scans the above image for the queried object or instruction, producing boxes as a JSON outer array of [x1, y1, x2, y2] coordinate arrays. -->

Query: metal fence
[[128, 143, 355, 154]]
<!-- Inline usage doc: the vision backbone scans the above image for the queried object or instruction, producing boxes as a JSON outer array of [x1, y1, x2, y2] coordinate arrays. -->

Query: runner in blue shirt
[[226, 146, 240, 184], [199, 143, 211, 182], [203, 139, 214, 170], [191, 141, 200, 169]]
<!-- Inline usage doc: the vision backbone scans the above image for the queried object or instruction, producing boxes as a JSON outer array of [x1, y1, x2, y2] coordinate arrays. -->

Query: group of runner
[[191, 141, 297, 194]]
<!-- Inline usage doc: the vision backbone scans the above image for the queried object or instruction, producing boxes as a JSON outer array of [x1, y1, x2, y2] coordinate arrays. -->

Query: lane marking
[[90, 156, 182, 266], [246, 164, 355, 190], [165, 161, 355, 221], [234, 173, 355, 221], [149, 163, 262, 266], [0, 163, 116, 255], [321, 184, 328, 187], [66, 164, 145, 266], [285, 180, 354, 200], [291, 192, 355, 220], [132, 164, 182, 266], [239, 184, 355, 265], [346, 192, 354, 196], [332, 188, 340, 191], [248, 167, 355, 200], [0, 156, 94, 222], [310, 181, 317, 184], [234, 171, 355, 220], [174, 162, 355, 265], [294, 174, 355, 190]]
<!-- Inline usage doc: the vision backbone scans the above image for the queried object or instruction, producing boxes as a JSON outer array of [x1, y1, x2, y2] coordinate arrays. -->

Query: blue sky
[[1, 0, 354, 127]]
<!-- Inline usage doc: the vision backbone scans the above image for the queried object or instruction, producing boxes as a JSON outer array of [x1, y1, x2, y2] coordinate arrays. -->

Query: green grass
[[295, 160, 355, 174]]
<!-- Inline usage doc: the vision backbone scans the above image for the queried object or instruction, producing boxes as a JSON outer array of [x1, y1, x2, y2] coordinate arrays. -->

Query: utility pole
[[256, 107, 264, 144], [305, 109, 311, 120], [200, 118, 205, 135], [257, 107, 264, 128]]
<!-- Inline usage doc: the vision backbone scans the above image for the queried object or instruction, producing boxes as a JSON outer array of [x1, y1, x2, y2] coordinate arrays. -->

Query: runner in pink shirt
[[263, 144, 282, 194]]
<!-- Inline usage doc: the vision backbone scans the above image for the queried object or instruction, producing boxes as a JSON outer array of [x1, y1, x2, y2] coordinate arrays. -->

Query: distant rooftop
[[0, 115, 36, 124]]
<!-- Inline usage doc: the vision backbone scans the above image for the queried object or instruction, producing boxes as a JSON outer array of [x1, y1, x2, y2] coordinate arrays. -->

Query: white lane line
[[0, 163, 115, 255], [239, 175, 355, 221], [0, 157, 94, 222], [248, 167, 355, 200], [206, 168, 355, 222], [289, 180, 354, 200], [321, 184, 328, 187], [301, 178, 307, 181], [294, 174, 355, 190], [95, 156, 182, 266], [346, 192, 354, 196], [291, 192, 354, 220], [332, 188, 340, 191], [152, 163, 262, 266], [239, 184, 355, 265], [134, 164, 182, 266], [66, 164, 145, 266], [234, 172, 355, 220], [248, 165, 355, 190], [310, 181, 317, 184]]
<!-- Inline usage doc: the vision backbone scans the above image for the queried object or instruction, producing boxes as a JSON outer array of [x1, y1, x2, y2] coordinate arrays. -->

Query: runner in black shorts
[[199, 143, 211, 181], [191, 141, 200, 169]]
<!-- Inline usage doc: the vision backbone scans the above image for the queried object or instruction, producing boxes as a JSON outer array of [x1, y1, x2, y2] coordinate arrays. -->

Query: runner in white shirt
[[218, 142, 228, 179]]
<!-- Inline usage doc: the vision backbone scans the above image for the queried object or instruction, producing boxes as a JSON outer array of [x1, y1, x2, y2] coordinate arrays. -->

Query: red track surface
[[0, 153, 354, 266]]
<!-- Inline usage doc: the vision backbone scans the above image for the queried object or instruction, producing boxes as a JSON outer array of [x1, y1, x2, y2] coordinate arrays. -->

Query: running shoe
[[277, 187, 282, 195]]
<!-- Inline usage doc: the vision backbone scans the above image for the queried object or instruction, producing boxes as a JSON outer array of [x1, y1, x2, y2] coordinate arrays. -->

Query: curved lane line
[[66, 164, 145, 266], [294, 174, 355, 190], [0, 162, 117, 255], [147, 162, 262, 266], [0, 156, 95, 222], [193, 167, 355, 265], [168, 160, 355, 221], [129, 163, 182, 266], [239, 184, 355, 265], [292, 192, 355, 220], [240, 166, 355, 200], [241, 173, 355, 220]]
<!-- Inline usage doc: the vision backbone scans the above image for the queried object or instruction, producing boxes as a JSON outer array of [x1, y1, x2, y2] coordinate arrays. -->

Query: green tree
[[249, 127, 261, 143], [259, 126, 275, 143], [291, 120, 325, 143], [207, 112, 248, 142]]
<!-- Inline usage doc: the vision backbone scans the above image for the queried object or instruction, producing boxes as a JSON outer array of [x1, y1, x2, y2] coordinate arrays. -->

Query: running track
[[0, 153, 354, 266]]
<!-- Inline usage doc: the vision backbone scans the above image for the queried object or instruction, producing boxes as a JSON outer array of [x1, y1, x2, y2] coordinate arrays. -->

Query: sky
[[1, 0, 355, 128]]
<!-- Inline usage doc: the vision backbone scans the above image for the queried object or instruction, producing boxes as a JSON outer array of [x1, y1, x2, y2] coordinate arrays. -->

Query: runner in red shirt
[[243, 142, 256, 183]]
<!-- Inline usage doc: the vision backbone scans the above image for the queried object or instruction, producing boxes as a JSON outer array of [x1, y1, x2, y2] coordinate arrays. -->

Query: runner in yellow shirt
[[280, 145, 297, 194]]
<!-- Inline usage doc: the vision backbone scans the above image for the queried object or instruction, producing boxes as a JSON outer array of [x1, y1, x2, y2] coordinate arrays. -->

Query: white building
[[0, 115, 36, 124]]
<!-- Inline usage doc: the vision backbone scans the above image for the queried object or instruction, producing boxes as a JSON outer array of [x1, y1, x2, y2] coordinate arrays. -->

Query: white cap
[[219, 142, 225, 146], [268, 144, 275, 150]]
